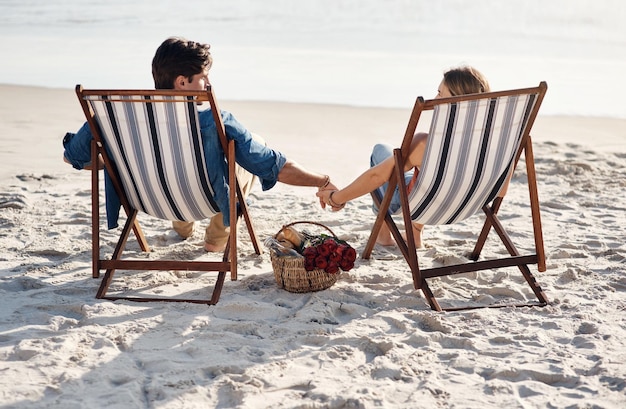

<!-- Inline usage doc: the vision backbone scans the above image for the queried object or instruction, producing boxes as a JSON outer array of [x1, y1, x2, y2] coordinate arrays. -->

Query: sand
[[1, 84, 625, 408]]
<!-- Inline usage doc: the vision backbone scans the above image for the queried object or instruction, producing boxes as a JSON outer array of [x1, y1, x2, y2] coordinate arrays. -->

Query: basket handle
[[275, 221, 337, 239]]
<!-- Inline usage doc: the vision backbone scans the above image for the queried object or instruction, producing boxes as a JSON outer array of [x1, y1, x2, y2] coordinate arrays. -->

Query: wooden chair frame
[[76, 85, 262, 304], [361, 82, 549, 311]]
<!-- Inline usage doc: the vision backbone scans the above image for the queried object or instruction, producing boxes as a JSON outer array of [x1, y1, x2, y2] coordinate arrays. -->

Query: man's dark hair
[[152, 37, 213, 89]]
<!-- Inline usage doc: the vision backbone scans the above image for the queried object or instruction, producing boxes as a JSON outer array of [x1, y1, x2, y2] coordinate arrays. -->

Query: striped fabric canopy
[[86, 94, 219, 222], [405, 93, 537, 225]]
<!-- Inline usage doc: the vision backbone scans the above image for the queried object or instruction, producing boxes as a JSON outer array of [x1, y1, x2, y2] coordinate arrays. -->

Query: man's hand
[[317, 184, 345, 211]]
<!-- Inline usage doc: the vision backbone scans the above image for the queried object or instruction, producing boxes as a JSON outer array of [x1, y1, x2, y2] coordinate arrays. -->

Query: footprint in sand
[[0, 193, 29, 209]]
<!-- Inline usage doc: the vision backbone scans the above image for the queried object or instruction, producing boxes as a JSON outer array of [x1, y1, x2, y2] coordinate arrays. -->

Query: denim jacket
[[63, 109, 286, 228]]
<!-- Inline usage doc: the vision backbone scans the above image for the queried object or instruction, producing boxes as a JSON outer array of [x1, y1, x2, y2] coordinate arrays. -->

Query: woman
[[317, 66, 490, 248]]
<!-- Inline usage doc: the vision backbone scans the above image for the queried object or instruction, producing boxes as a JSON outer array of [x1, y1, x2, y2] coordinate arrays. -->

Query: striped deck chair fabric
[[406, 93, 538, 226], [85, 94, 219, 222]]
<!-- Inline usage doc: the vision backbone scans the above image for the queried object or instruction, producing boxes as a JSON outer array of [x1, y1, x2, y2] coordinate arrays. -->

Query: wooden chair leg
[[236, 182, 262, 255], [96, 209, 137, 299], [420, 283, 442, 312], [91, 143, 100, 279], [524, 137, 547, 272], [363, 175, 400, 259], [471, 197, 503, 260], [362, 190, 386, 259], [484, 207, 549, 306]]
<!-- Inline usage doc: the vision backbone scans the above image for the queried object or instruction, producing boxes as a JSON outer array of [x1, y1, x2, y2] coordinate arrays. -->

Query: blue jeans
[[370, 143, 414, 215]]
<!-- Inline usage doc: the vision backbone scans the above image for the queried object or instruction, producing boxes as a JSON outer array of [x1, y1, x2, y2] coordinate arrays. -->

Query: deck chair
[[361, 82, 549, 311], [76, 85, 262, 304]]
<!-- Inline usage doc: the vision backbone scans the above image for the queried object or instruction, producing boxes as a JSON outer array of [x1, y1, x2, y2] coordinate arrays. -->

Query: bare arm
[[317, 132, 428, 209], [319, 156, 395, 206], [277, 159, 330, 187], [277, 159, 342, 210]]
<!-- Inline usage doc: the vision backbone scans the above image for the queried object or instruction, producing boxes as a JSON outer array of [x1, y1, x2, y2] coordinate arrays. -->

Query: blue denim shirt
[[63, 109, 286, 228]]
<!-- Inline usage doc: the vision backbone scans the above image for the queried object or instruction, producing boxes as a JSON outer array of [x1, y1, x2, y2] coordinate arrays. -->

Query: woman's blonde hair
[[443, 66, 490, 96]]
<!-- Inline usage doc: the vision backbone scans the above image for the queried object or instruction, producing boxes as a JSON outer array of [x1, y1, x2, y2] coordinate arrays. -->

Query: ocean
[[1, 0, 624, 118]]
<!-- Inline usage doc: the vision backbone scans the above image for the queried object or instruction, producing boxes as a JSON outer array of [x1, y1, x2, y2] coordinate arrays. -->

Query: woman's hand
[[316, 188, 345, 211]]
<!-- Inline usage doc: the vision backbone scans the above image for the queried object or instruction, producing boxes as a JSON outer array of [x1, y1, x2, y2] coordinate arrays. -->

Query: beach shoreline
[[1, 84, 624, 185]]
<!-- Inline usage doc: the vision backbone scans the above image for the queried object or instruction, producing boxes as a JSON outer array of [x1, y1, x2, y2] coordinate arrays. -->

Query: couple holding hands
[[63, 37, 490, 252]]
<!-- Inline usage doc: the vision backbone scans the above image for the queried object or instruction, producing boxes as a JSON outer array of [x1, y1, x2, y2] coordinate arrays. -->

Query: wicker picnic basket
[[270, 221, 339, 293]]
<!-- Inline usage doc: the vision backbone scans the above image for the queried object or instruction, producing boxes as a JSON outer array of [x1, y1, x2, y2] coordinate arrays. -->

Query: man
[[63, 37, 338, 252]]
